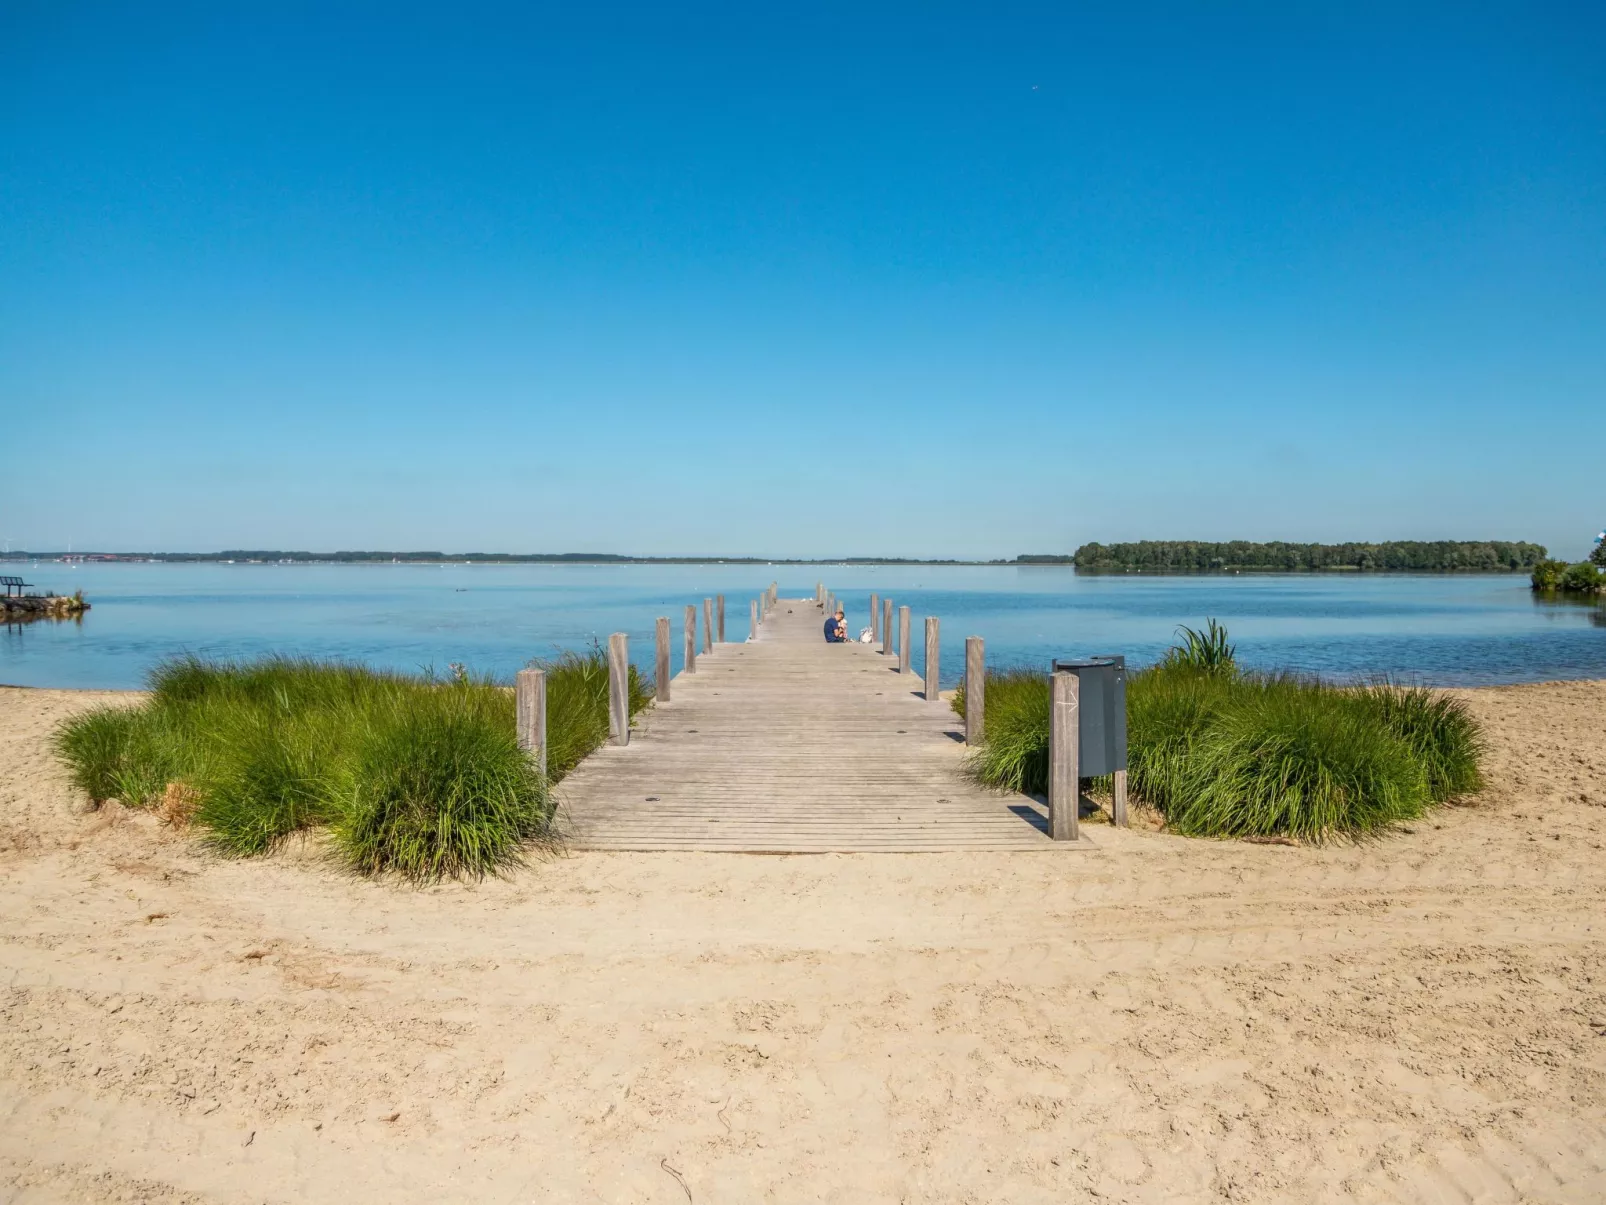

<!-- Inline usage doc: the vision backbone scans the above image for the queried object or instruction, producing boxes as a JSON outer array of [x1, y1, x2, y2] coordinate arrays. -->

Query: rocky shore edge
[[2, 593, 90, 620]]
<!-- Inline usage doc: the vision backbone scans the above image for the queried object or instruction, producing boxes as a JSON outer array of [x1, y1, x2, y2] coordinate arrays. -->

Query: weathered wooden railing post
[[702, 598, 714, 655], [750, 598, 759, 639], [655, 617, 671, 703], [716, 595, 726, 643], [964, 636, 985, 746], [870, 593, 879, 642], [882, 598, 893, 655], [1049, 667, 1080, 841], [515, 666, 547, 778], [683, 604, 697, 674], [898, 606, 911, 675], [924, 616, 940, 701], [607, 633, 629, 746]]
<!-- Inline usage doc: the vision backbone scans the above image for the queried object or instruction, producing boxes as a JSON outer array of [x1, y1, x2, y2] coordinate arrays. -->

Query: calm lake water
[[2, 562, 1603, 691]]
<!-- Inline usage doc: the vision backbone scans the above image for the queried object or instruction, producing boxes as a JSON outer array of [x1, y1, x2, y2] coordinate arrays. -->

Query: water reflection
[[3, 612, 86, 629]]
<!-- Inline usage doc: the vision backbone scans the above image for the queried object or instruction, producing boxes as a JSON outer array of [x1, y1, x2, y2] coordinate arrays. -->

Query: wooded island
[[1059, 540, 1547, 572]]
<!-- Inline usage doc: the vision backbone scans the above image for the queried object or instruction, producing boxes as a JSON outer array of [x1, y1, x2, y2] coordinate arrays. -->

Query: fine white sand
[[2, 681, 1604, 1203]]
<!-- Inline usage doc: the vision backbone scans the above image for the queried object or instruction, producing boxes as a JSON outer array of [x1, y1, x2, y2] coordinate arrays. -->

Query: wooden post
[[965, 636, 985, 745], [515, 667, 546, 778], [870, 593, 879, 642], [702, 598, 713, 655], [924, 616, 940, 701], [750, 598, 759, 639], [607, 632, 629, 747], [1049, 669, 1080, 841], [716, 595, 725, 643], [882, 598, 893, 655], [684, 605, 697, 674], [654, 617, 671, 702], [1112, 769, 1129, 827], [898, 606, 911, 675]]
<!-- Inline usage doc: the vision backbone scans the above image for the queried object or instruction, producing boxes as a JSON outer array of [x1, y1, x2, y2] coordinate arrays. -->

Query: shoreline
[[1, 679, 1603, 1200]]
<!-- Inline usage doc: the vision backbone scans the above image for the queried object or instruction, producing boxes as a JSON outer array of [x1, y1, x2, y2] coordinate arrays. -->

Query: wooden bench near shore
[[539, 587, 1099, 853]]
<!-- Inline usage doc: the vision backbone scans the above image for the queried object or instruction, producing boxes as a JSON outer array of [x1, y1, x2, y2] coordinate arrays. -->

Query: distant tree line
[[1063, 541, 1549, 573], [2, 550, 975, 566]]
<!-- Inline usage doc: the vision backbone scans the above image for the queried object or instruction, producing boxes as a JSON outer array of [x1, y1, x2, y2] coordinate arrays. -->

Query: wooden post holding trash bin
[[516, 667, 546, 778], [1049, 667, 1079, 841]]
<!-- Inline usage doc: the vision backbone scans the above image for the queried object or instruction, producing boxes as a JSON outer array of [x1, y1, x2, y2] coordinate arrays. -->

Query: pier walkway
[[557, 599, 1091, 852]]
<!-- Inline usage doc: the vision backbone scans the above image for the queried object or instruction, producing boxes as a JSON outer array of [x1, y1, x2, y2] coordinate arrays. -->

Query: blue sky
[[2, 3, 1602, 559]]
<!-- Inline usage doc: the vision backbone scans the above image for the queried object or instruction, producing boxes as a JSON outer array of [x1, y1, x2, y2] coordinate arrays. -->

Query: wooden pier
[[556, 597, 1093, 853]]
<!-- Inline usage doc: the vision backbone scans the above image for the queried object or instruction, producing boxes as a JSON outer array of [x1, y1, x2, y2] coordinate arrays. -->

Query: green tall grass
[[951, 669, 1050, 794], [954, 629, 1484, 841], [541, 648, 654, 780], [1159, 675, 1430, 839], [1162, 619, 1236, 674], [53, 649, 652, 882]]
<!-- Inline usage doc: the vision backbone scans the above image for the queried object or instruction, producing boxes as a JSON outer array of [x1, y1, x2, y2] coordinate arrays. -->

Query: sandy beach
[[1, 681, 1603, 1203]]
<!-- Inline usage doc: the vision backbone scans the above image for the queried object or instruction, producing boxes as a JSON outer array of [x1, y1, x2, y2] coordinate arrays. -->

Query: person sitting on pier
[[823, 607, 847, 643]]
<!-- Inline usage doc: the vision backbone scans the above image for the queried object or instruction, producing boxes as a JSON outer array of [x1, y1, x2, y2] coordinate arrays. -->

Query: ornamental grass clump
[[332, 684, 547, 882], [55, 703, 181, 808], [54, 650, 653, 883], [952, 669, 1051, 794], [1355, 680, 1484, 802], [1161, 675, 1429, 840], [540, 646, 654, 781], [957, 623, 1484, 842], [1162, 619, 1236, 675]]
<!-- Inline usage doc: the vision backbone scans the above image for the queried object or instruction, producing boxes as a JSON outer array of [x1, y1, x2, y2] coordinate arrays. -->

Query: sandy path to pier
[[2, 681, 1604, 1203]]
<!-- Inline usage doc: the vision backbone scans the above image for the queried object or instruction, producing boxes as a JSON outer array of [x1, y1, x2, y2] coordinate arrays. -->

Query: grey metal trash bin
[[1050, 655, 1127, 776], [1047, 655, 1129, 840]]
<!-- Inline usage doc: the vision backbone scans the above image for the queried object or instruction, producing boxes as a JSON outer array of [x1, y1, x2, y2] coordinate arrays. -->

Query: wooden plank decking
[[556, 598, 1094, 852]]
